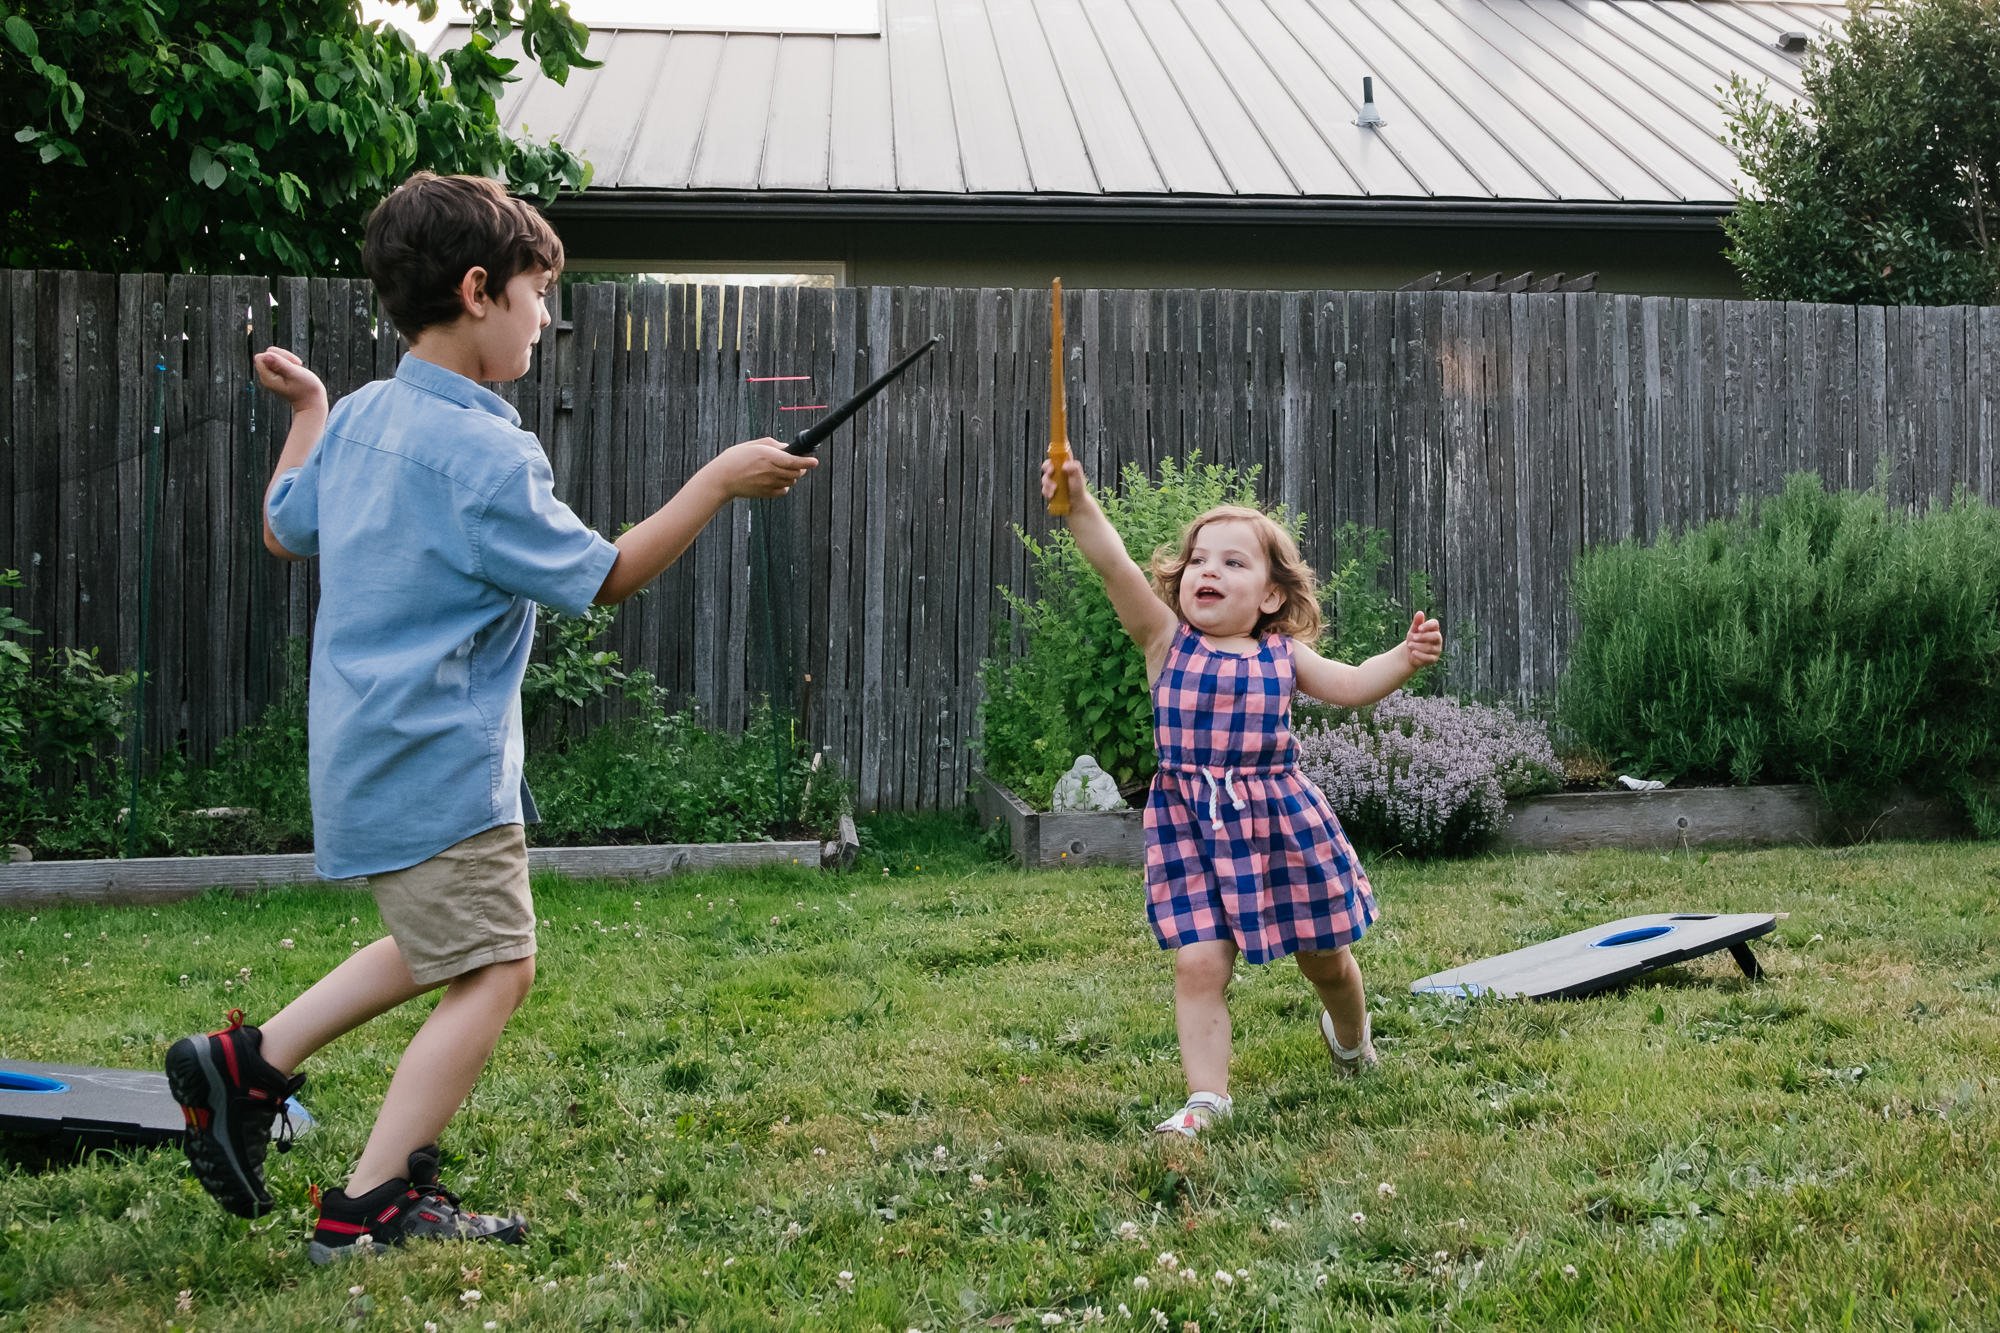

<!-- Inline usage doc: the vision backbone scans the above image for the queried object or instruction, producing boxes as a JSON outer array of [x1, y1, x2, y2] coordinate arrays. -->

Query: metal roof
[[452, 0, 1849, 215]]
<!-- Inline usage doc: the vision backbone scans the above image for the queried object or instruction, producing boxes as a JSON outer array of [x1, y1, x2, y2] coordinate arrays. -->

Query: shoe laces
[[273, 1099, 297, 1155]]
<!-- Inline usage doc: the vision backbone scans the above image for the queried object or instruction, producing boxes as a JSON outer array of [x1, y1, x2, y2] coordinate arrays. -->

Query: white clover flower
[[1266, 1216, 1290, 1231], [1377, 1182, 1396, 1199], [1213, 1271, 1233, 1286], [970, 1173, 987, 1185], [1562, 1265, 1579, 1281], [771, 916, 782, 925], [461, 1290, 483, 1303], [1434, 1251, 1449, 1263], [836, 1270, 855, 1293], [813, 1147, 827, 1156], [934, 1145, 948, 1159], [722, 1258, 735, 1268], [1132, 1276, 1150, 1291], [1155, 1251, 1178, 1269], [1351, 1212, 1366, 1225], [544, 1281, 558, 1292], [1042, 1315, 1064, 1327], [1118, 1306, 1131, 1319], [485, 1324, 497, 1331], [280, 939, 294, 949], [1315, 1275, 1328, 1289], [1234, 1270, 1247, 1279], [348, 1285, 364, 1296], [1117, 1221, 1141, 1241]]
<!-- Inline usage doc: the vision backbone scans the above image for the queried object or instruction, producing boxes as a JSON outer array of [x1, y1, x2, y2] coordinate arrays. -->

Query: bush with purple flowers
[[1294, 692, 1563, 855]]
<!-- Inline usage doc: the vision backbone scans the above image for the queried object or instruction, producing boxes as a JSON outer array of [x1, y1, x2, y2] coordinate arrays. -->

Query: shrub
[[1294, 693, 1563, 856], [526, 681, 848, 846], [1558, 473, 2000, 814], [979, 457, 1432, 810]]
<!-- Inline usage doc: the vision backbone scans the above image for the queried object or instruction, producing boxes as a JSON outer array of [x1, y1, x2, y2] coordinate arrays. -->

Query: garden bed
[[1495, 783, 1970, 853], [977, 770, 1972, 867], [0, 841, 824, 909], [973, 770, 1144, 870]]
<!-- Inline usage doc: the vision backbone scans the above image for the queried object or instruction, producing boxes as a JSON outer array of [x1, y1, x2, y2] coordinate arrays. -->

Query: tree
[[0, 0, 596, 275], [1722, 0, 1999, 306]]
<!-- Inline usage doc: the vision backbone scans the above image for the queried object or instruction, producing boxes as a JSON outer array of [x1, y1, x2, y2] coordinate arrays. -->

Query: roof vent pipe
[[1354, 76, 1387, 128], [1775, 31, 1809, 53]]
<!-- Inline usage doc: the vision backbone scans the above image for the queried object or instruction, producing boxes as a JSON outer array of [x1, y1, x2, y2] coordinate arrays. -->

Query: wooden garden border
[[976, 771, 1971, 868], [0, 841, 823, 909]]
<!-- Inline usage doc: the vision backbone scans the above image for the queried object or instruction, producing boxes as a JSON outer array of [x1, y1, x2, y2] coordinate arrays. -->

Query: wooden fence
[[3, 269, 1996, 809]]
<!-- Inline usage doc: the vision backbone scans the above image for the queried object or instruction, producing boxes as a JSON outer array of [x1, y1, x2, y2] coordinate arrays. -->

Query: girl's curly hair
[[1149, 504, 1323, 641]]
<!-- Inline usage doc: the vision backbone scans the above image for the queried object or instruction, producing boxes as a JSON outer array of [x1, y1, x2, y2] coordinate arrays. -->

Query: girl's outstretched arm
[[1042, 458, 1178, 668], [1293, 611, 1443, 707]]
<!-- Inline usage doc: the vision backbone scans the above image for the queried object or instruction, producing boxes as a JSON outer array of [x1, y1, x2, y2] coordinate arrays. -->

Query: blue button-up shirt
[[267, 354, 618, 880]]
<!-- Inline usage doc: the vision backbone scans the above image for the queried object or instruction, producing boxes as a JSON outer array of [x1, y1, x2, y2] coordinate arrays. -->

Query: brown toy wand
[[1047, 277, 1072, 516]]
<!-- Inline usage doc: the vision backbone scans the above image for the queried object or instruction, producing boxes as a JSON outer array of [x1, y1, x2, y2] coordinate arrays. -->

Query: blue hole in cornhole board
[[1593, 925, 1675, 948], [0, 1070, 68, 1094]]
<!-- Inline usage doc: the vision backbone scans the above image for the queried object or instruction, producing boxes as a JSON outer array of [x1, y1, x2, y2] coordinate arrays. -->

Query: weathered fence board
[[1, 270, 1995, 810]]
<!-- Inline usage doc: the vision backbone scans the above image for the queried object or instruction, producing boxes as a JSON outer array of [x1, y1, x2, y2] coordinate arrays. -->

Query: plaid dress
[[1144, 625, 1377, 964]]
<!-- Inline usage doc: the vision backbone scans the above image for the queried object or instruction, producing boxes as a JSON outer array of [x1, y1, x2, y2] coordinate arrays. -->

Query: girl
[[1042, 458, 1442, 1137]]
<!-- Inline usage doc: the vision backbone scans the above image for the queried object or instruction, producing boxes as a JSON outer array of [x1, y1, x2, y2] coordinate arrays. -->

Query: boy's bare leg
[[1175, 939, 1239, 1097], [259, 937, 436, 1075], [347, 956, 536, 1195], [1296, 946, 1367, 1049]]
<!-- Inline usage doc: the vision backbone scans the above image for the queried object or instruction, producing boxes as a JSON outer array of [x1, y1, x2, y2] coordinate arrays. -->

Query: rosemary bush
[[1559, 473, 2000, 821]]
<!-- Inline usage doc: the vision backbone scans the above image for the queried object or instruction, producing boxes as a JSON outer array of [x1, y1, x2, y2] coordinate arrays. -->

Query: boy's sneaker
[[1153, 1091, 1232, 1138], [164, 1010, 306, 1218], [307, 1146, 528, 1265], [1320, 1010, 1378, 1077]]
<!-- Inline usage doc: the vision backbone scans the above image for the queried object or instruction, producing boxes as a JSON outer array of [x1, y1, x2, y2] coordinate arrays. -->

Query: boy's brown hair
[[361, 172, 564, 341], [1149, 504, 1323, 641]]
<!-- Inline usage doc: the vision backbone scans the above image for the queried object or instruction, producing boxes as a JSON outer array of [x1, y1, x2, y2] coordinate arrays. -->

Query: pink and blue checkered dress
[[1144, 625, 1377, 964]]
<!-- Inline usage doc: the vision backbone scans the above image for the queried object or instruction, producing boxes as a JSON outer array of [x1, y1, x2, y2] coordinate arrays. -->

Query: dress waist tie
[[1202, 767, 1248, 833]]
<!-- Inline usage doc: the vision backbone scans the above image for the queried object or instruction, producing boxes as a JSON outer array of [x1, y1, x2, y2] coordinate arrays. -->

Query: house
[[446, 0, 1845, 296]]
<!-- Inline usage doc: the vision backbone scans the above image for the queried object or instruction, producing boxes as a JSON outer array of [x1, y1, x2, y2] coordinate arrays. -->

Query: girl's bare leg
[[1296, 946, 1367, 1049], [1175, 939, 1239, 1096]]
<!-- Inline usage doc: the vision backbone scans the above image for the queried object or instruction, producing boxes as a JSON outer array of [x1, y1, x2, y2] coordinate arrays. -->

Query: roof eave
[[544, 189, 1734, 231]]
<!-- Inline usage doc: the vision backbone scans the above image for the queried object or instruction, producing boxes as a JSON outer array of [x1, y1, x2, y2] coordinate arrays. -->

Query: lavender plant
[[1294, 692, 1563, 855]]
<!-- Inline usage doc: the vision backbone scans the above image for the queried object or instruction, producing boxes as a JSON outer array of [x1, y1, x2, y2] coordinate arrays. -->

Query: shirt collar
[[395, 352, 522, 428]]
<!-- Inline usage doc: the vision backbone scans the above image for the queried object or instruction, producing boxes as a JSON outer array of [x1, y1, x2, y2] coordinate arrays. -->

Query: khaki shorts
[[367, 824, 536, 986]]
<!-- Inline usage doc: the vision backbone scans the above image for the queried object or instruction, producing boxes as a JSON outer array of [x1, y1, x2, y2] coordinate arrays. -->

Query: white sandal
[[1154, 1091, 1232, 1138], [1320, 1010, 1377, 1077]]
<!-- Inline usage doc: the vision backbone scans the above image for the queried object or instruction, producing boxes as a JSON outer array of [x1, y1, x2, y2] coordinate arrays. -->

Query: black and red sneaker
[[164, 1010, 306, 1218], [307, 1146, 528, 1265]]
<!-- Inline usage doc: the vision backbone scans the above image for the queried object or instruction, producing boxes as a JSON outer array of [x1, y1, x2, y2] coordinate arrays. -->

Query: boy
[[165, 172, 813, 1262]]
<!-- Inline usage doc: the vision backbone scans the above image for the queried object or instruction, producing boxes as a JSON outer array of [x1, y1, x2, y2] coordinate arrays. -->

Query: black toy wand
[[784, 335, 942, 455]]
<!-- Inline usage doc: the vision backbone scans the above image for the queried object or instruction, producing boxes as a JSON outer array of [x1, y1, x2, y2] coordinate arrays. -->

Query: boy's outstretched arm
[[595, 441, 816, 604], [254, 347, 329, 562], [1041, 458, 1178, 666], [1292, 611, 1443, 706]]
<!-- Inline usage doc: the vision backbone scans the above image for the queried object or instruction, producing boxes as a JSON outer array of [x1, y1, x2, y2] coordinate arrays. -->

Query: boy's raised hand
[[1404, 611, 1444, 667], [253, 347, 328, 413], [709, 439, 817, 499]]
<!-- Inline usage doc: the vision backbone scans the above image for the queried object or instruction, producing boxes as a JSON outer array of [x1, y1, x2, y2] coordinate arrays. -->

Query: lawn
[[0, 816, 1995, 1333]]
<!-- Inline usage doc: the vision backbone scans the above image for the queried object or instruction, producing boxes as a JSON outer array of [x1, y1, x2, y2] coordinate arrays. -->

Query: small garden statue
[[1050, 755, 1124, 811]]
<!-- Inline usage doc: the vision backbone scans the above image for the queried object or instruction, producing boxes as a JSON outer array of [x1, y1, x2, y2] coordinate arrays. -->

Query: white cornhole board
[[0, 1059, 311, 1148], [1410, 912, 1777, 1001]]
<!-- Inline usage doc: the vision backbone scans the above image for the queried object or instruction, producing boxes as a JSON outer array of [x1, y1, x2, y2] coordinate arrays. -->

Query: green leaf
[[202, 159, 227, 190], [4, 15, 38, 59], [188, 145, 212, 183]]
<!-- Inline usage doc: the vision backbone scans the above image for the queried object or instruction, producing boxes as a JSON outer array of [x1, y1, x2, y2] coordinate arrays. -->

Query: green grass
[[1, 817, 1997, 1332]]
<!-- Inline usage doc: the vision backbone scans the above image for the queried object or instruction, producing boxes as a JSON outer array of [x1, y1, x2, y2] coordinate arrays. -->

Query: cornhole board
[[1410, 913, 1777, 1001], [0, 1059, 310, 1148]]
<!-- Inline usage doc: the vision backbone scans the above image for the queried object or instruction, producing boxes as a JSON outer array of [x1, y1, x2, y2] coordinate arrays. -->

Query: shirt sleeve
[[474, 448, 619, 616], [265, 462, 319, 559]]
